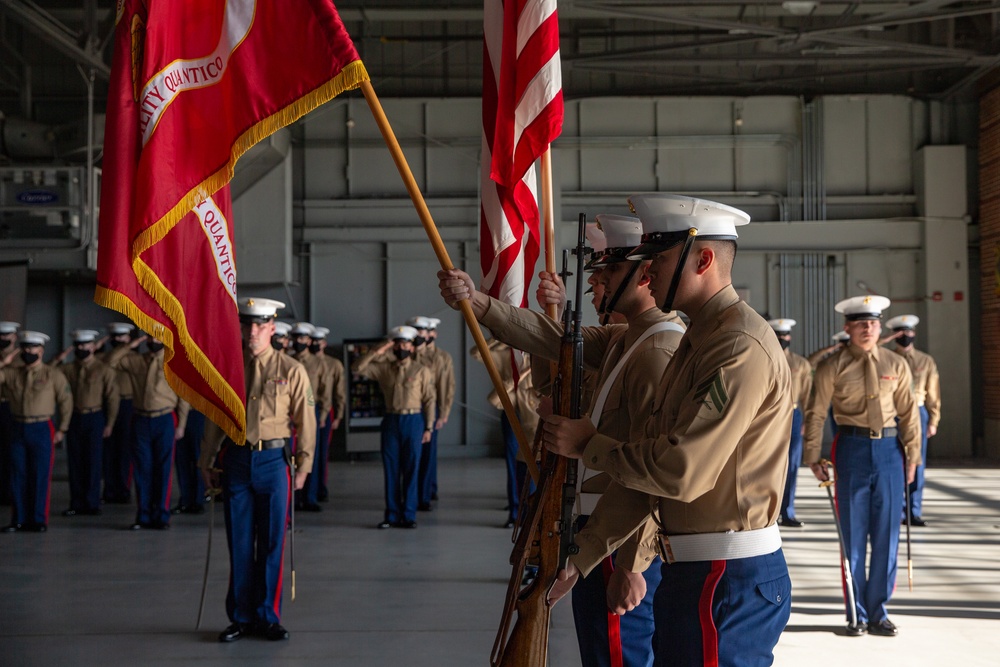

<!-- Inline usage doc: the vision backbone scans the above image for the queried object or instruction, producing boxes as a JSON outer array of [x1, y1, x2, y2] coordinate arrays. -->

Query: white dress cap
[[766, 318, 797, 333], [584, 223, 608, 272], [107, 322, 135, 335], [311, 326, 330, 340], [885, 314, 919, 330], [289, 321, 315, 336], [591, 214, 643, 267], [19, 330, 50, 346], [425, 318, 441, 330], [835, 295, 891, 321], [71, 329, 101, 343], [832, 331, 850, 342], [406, 316, 434, 330], [626, 193, 751, 259], [389, 325, 419, 342], [272, 321, 292, 337], [0, 321, 20, 334], [238, 297, 285, 321]]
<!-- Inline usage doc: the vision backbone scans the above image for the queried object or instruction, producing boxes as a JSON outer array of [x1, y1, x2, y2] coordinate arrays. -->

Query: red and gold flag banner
[[97, 0, 369, 442]]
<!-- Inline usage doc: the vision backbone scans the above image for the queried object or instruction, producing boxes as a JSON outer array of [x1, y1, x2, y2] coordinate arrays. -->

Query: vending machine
[[343, 337, 387, 454]]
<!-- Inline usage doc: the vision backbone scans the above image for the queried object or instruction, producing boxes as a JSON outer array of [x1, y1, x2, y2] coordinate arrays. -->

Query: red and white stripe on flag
[[480, 0, 563, 308]]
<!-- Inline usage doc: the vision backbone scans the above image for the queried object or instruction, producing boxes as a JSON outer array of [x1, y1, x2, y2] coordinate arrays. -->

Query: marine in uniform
[[0, 321, 21, 506], [352, 325, 435, 529], [440, 212, 686, 667], [271, 321, 291, 352], [288, 322, 332, 512], [307, 325, 344, 504], [200, 297, 316, 642], [99, 322, 139, 504], [884, 315, 940, 527], [0, 331, 73, 532], [410, 316, 455, 509], [107, 335, 189, 530], [56, 329, 120, 517], [768, 318, 812, 528], [808, 331, 850, 368], [526, 194, 793, 667], [804, 296, 920, 637], [470, 338, 539, 529]]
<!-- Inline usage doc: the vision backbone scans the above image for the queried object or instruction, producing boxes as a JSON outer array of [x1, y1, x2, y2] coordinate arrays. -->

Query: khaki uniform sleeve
[[318, 360, 334, 419], [437, 352, 455, 421], [290, 363, 318, 467], [102, 365, 121, 426], [803, 357, 835, 464], [199, 420, 227, 471], [611, 517, 661, 573], [571, 481, 653, 577], [352, 347, 382, 380], [174, 398, 190, 431], [104, 344, 132, 369], [797, 357, 813, 409], [421, 366, 436, 430], [53, 368, 74, 432], [925, 356, 941, 428], [894, 361, 921, 465], [331, 359, 346, 421]]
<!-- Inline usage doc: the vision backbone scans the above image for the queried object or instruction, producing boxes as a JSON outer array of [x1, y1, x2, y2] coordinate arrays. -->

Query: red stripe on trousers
[[698, 560, 726, 667], [601, 556, 623, 667], [273, 463, 292, 619]]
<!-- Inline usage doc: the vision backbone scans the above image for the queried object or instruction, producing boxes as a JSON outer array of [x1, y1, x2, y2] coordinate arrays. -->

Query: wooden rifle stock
[[491, 216, 587, 667]]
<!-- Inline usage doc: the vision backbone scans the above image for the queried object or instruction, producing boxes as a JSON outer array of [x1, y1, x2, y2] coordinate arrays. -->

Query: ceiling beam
[[0, 0, 110, 78]]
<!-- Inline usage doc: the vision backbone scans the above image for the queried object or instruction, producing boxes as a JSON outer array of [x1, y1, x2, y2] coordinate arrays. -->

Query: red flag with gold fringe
[[97, 0, 369, 441]]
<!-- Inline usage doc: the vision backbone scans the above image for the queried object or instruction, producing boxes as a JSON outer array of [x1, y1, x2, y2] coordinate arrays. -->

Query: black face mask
[[897, 333, 915, 348], [271, 338, 285, 351], [21, 351, 39, 365], [74, 347, 92, 360], [778, 338, 791, 350], [393, 349, 411, 361], [147, 342, 164, 353], [0, 338, 11, 350], [413, 336, 427, 347], [292, 341, 308, 353], [309, 342, 321, 354]]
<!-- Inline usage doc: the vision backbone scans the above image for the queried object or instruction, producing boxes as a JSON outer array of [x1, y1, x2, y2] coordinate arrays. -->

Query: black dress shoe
[[62, 509, 79, 517], [779, 517, 804, 528], [299, 503, 322, 512], [394, 520, 417, 529], [909, 515, 928, 527], [845, 622, 867, 637], [1, 524, 22, 533], [417, 503, 432, 512], [171, 505, 186, 515], [503, 519, 515, 529], [868, 619, 898, 636], [261, 623, 290, 641], [218, 622, 248, 642], [128, 523, 145, 531], [430, 493, 438, 501], [376, 521, 393, 529]]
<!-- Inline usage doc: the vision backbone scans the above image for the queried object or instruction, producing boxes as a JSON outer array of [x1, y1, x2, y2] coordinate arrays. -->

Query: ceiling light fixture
[[782, 1, 818, 15]]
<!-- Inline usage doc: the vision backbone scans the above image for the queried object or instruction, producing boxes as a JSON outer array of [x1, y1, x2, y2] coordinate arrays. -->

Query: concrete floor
[[1, 457, 999, 666]]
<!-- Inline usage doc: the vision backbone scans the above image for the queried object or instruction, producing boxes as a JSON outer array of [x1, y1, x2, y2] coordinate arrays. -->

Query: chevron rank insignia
[[694, 370, 729, 419]]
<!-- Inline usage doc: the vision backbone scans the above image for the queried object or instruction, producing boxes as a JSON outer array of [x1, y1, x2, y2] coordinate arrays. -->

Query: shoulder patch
[[694, 370, 729, 419], [306, 385, 315, 407]]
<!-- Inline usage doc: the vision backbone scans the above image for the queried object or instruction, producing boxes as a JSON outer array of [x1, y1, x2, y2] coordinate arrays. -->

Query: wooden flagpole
[[359, 80, 539, 483], [540, 148, 558, 321]]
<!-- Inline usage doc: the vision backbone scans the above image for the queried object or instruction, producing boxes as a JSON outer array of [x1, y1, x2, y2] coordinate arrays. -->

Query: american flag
[[480, 0, 563, 307]]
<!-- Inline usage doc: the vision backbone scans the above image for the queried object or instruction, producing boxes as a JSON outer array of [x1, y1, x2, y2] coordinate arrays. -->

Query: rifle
[[490, 214, 587, 667]]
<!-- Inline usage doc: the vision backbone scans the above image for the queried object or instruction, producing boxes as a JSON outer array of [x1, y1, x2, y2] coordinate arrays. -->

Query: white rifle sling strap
[[575, 321, 685, 516]]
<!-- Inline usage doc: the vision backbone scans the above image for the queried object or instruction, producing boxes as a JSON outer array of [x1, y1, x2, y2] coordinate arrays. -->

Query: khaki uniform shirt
[[470, 340, 541, 445], [291, 350, 332, 419], [106, 347, 189, 429], [200, 344, 317, 470], [892, 346, 941, 428], [785, 349, 812, 410], [0, 362, 73, 431], [320, 354, 347, 422], [807, 344, 843, 369], [61, 357, 121, 425], [99, 345, 136, 400], [352, 350, 436, 427], [419, 345, 455, 422], [573, 286, 793, 576], [0, 354, 24, 403], [481, 298, 686, 573], [804, 344, 920, 465]]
